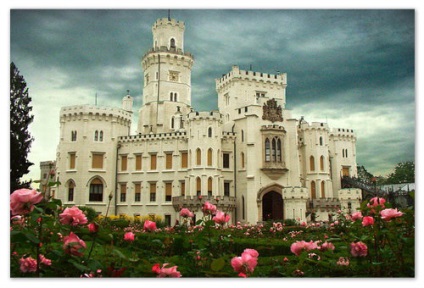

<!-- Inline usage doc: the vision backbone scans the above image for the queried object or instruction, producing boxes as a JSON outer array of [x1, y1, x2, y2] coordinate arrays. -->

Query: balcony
[[172, 195, 237, 213], [261, 162, 288, 180]]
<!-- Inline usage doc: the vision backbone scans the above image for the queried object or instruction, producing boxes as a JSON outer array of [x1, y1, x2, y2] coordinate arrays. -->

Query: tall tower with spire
[[137, 17, 194, 134]]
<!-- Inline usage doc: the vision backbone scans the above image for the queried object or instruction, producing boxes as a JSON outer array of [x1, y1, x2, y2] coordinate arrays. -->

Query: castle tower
[[138, 17, 194, 134]]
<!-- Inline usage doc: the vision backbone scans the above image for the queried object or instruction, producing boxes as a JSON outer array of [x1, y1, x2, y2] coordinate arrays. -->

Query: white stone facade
[[53, 17, 361, 225]]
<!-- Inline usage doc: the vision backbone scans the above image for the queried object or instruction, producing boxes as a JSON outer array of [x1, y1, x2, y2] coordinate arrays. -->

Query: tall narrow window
[[170, 38, 176, 48], [311, 181, 316, 199], [241, 130, 244, 142], [171, 117, 174, 129], [321, 181, 326, 198], [94, 130, 98, 141], [89, 178, 103, 202], [134, 183, 141, 202], [165, 182, 172, 202], [309, 156, 315, 171], [208, 127, 212, 138], [277, 138, 282, 162], [92, 153, 104, 169], [180, 181, 185, 196], [242, 196, 245, 219], [272, 138, 277, 162], [342, 149, 345, 158], [241, 152, 245, 168], [207, 148, 213, 166], [120, 183, 127, 202], [149, 182, 156, 202], [346, 149, 348, 158], [224, 182, 230, 197], [135, 154, 142, 171], [196, 177, 202, 196], [99, 131, 103, 142], [67, 181, 75, 202], [223, 153, 230, 168], [165, 153, 173, 170], [150, 154, 157, 170], [170, 92, 174, 101], [69, 152, 76, 170], [265, 138, 271, 162], [181, 151, 188, 168], [319, 136, 323, 146], [207, 177, 213, 197], [71, 131, 77, 141], [121, 155, 127, 171], [196, 148, 201, 166], [320, 156, 325, 171]]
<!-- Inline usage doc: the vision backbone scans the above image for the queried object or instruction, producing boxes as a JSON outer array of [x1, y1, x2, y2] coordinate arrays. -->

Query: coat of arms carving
[[262, 98, 283, 122]]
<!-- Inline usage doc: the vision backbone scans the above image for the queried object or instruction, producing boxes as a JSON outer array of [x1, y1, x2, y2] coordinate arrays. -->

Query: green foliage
[[386, 161, 415, 184], [10, 62, 34, 193]]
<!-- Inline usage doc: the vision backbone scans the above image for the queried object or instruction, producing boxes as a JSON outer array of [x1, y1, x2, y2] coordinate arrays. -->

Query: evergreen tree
[[10, 62, 34, 193]]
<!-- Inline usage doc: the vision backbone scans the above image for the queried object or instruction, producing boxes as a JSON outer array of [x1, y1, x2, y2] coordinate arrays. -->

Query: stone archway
[[257, 183, 284, 222], [262, 191, 284, 221]]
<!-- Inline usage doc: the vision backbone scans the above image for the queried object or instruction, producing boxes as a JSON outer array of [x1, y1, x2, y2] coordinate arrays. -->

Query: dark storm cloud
[[10, 9, 415, 178]]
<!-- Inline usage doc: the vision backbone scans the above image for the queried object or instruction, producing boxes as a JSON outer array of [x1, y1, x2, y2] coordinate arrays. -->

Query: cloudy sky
[[9, 8, 415, 182]]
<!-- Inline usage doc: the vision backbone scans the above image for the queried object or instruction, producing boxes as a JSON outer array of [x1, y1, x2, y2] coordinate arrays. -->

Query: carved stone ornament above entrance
[[262, 98, 283, 122]]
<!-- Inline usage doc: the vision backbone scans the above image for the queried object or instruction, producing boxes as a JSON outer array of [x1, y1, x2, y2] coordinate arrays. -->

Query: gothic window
[[196, 177, 201, 196], [241, 130, 244, 142], [71, 131, 77, 141], [208, 127, 212, 138], [310, 156, 315, 171], [99, 131, 103, 142], [170, 38, 176, 48], [89, 178, 103, 202], [272, 138, 277, 162], [207, 177, 213, 197], [277, 138, 282, 162], [265, 138, 271, 162], [346, 149, 348, 158], [196, 148, 202, 166], [320, 156, 325, 171], [207, 148, 213, 166], [67, 180, 75, 202], [94, 130, 98, 141], [310, 181, 316, 199]]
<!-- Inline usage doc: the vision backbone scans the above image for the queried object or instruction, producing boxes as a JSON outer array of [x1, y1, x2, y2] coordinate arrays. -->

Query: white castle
[[52, 17, 362, 225]]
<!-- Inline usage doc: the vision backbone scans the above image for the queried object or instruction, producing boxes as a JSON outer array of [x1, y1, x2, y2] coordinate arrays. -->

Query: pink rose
[[123, 232, 135, 242], [212, 210, 230, 225], [143, 220, 157, 232], [179, 208, 194, 218], [351, 211, 363, 221], [88, 222, 99, 233], [350, 241, 368, 257], [319, 241, 335, 252], [10, 189, 43, 215], [362, 216, 374, 227], [231, 249, 259, 277], [336, 257, 350, 266], [290, 240, 318, 256], [19, 256, 37, 273], [63, 232, 86, 257], [380, 208, 403, 221], [59, 206, 88, 226], [152, 263, 181, 278], [202, 201, 217, 215], [39, 254, 52, 266], [367, 197, 386, 213]]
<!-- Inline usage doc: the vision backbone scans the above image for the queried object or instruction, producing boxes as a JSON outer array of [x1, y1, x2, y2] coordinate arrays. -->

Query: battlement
[[281, 186, 309, 200], [300, 121, 330, 131], [329, 127, 356, 139], [216, 65, 287, 92], [338, 188, 362, 200], [187, 110, 223, 121], [153, 18, 185, 30], [260, 124, 286, 132], [60, 105, 132, 121], [118, 131, 187, 143], [142, 46, 194, 61]]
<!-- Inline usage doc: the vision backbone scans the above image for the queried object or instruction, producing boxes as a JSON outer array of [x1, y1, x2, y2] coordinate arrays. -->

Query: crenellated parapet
[[282, 186, 309, 200], [60, 105, 132, 125], [186, 110, 223, 122], [215, 65, 286, 93], [118, 131, 188, 143], [338, 188, 362, 201], [153, 17, 185, 30]]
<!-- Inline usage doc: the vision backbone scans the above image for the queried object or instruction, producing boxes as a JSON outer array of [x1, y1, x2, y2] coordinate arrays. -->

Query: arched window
[[319, 136, 323, 146], [67, 180, 75, 202], [170, 38, 176, 48], [196, 148, 201, 166], [272, 138, 277, 162], [310, 156, 315, 171], [207, 177, 213, 197], [321, 181, 326, 198], [207, 148, 213, 166], [277, 138, 282, 162], [320, 156, 325, 171], [99, 131, 103, 142], [208, 127, 212, 138], [71, 131, 77, 141], [94, 130, 98, 141], [89, 178, 103, 202], [196, 177, 201, 196], [170, 92, 173, 101], [311, 181, 316, 199], [174, 93, 178, 102], [346, 149, 348, 158], [265, 138, 271, 162]]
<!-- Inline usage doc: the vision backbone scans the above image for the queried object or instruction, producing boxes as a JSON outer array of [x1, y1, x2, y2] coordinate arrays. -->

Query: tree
[[386, 161, 415, 184], [356, 165, 374, 183], [10, 62, 34, 193]]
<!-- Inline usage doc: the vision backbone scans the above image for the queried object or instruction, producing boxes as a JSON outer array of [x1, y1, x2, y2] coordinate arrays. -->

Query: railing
[[341, 176, 386, 198]]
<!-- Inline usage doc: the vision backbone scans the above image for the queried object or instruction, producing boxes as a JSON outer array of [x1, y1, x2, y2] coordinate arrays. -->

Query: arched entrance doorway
[[262, 191, 283, 221]]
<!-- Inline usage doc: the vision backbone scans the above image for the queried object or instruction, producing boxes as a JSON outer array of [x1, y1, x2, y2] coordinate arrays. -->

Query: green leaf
[[25, 232, 40, 244], [69, 259, 89, 272], [112, 248, 127, 260], [210, 257, 225, 272]]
